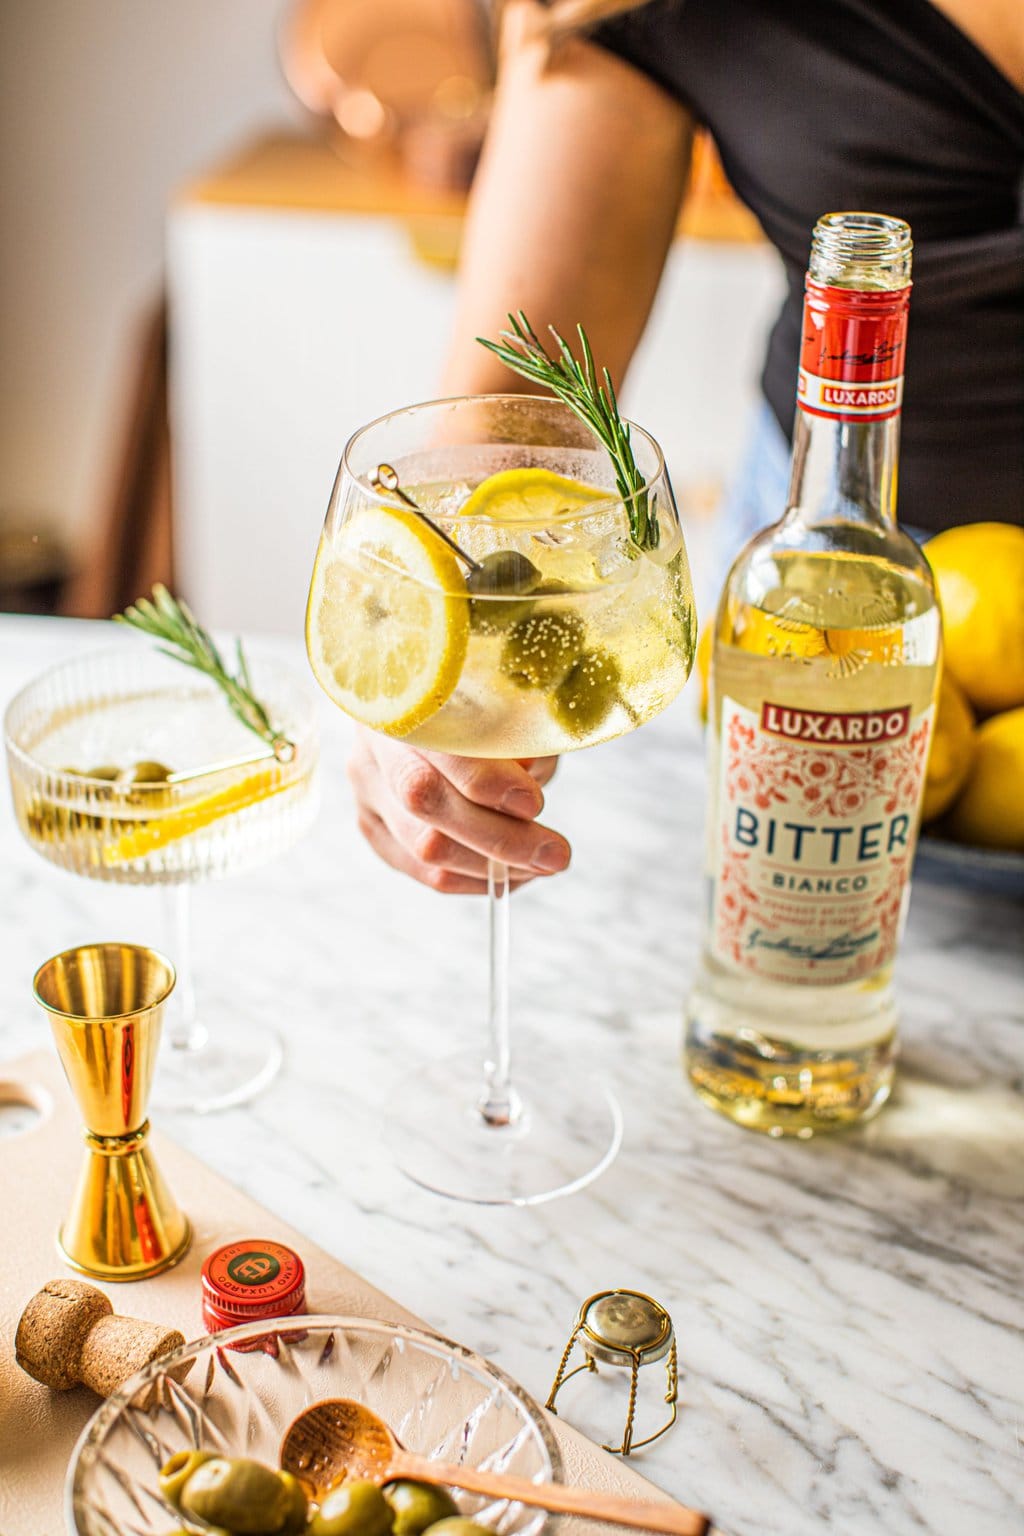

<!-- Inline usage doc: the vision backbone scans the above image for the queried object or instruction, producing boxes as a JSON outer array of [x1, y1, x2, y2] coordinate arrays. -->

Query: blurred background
[[0, 0, 783, 633]]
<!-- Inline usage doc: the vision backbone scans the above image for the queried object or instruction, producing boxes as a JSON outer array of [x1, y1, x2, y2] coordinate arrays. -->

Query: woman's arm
[[351, 2, 693, 895], [442, 0, 694, 394]]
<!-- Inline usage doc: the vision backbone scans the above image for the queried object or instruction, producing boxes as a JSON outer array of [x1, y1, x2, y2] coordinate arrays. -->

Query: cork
[[15, 1278, 189, 1396]]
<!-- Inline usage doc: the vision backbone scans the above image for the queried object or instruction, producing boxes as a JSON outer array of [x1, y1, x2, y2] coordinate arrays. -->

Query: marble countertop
[[1, 615, 1021, 1536]]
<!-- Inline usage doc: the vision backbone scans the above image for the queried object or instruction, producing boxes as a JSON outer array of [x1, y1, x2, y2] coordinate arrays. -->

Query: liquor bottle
[[684, 212, 941, 1136]]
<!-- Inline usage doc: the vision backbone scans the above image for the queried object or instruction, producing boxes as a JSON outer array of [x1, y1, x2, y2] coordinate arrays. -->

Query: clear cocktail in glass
[[5, 646, 319, 1111], [307, 395, 695, 1202]]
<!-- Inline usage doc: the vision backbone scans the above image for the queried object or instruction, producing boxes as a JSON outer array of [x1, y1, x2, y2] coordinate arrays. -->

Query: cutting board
[[0, 1052, 682, 1535]]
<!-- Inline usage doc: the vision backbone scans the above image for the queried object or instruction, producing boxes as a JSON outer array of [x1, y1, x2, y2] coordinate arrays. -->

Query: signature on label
[[746, 929, 879, 962]]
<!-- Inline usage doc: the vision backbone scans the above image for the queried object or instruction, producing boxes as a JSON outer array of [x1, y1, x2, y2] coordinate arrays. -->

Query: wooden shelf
[[178, 130, 763, 245]]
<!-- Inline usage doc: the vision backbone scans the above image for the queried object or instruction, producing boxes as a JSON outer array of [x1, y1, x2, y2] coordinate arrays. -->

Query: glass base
[[152, 1019, 283, 1114], [387, 1047, 623, 1206]]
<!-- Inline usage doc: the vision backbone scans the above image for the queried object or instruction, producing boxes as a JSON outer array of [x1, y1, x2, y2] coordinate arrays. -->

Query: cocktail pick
[[371, 463, 481, 573]]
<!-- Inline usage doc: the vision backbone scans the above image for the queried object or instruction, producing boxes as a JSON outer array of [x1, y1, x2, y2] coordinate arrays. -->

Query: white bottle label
[[711, 696, 933, 986]]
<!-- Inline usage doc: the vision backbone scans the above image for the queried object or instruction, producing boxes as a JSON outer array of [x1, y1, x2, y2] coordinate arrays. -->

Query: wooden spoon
[[280, 1397, 711, 1535]]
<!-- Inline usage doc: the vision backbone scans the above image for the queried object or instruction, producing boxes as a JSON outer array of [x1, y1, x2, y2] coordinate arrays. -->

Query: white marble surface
[[1, 614, 1022, 1536]]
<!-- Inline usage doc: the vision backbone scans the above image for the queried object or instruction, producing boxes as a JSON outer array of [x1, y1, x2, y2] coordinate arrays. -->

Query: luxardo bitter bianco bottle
[[685, 212, 941, 1136]]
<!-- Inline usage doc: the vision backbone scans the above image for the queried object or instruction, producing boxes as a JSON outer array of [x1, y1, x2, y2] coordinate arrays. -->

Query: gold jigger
[[33, 943, 192, 1281]]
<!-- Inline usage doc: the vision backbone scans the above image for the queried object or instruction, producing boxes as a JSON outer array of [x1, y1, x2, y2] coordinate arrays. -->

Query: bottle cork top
[[15, 1278, 186, 1396]]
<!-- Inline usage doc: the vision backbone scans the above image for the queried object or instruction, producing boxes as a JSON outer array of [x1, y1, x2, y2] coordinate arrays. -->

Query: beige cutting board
[[0, 1053, 684, 1536]]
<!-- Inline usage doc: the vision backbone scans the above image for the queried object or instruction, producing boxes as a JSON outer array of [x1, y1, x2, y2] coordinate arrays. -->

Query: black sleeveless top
[[593, 0, 1024, 531]]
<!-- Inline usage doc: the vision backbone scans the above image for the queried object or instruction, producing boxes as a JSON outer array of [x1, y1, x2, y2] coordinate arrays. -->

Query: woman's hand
[[348, 728, 571, 894]]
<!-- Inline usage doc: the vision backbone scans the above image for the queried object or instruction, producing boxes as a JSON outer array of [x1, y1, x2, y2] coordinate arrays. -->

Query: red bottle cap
[[201, 1240, 307, 1335]]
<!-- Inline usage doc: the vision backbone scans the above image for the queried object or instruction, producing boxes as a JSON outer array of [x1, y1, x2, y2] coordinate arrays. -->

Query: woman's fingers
[[358, 808, 536, 896], [346, 730, 572, 891], [521, 755, 559, 788], [367, 737, 571, 873], [381, 739, 548, 820]]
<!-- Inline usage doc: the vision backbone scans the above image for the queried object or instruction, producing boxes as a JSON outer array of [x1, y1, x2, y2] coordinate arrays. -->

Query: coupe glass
[[4, 645, 319, 1111], [307, 396, 695, 1203], [69, 1315, 559, 1536]]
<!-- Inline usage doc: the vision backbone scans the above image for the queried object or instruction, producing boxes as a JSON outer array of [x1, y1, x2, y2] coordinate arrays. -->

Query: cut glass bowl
[[68, 1316, 561, 1536]]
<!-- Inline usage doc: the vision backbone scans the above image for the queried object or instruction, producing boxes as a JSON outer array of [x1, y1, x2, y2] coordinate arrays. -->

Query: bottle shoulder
[[719, 515, 937, 629]]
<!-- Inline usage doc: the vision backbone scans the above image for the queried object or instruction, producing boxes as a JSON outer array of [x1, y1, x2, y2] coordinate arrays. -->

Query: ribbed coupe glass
[[306, 395, 695, 1203], [4, 645, 319, 1111]]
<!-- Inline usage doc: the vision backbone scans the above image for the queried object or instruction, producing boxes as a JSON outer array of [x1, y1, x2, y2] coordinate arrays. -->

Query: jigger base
[[57, 1217, 193, 1282], [58, 1138, 193, 1282]]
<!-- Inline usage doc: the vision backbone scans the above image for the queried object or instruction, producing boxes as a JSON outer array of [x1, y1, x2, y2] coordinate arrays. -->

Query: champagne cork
[[15, 1278, 189, 1396]]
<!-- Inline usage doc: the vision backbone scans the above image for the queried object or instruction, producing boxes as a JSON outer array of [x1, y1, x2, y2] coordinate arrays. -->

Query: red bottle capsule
[[201, 1240, 307, 1352]]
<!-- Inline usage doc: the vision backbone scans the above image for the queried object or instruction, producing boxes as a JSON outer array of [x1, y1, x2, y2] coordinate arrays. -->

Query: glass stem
[[479, 859, 522, 1127], [161, 885, 207, 1054]]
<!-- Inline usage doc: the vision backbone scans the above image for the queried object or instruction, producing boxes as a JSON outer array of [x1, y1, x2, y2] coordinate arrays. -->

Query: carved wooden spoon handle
[[390, 1448, 711, 1535]]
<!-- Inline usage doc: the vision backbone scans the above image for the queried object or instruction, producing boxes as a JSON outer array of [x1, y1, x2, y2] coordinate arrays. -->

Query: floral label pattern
[[712, 696, 932, 986]]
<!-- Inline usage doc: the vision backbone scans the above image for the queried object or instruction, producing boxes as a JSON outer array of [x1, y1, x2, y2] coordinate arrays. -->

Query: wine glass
[[4, 645, 319, 1112], [306, 395, 695, 1203]]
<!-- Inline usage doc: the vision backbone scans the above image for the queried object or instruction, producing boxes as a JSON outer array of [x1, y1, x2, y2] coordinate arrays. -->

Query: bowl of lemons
[[916, 522, 1024, 896]]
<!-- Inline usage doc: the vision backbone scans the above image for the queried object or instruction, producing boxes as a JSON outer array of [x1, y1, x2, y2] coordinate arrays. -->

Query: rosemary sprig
[[114, 585, 295, 762], [478, 312, 657, 551]]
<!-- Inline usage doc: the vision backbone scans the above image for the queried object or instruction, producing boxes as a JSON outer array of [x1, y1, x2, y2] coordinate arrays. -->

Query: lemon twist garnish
[[103, 768, 287, 866], [458, 467, 607, 523]]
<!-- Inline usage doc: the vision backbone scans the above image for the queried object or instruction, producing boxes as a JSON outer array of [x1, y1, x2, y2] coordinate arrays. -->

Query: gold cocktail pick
[[33, 943, 191, 1281], [371, 463, 481, 572]]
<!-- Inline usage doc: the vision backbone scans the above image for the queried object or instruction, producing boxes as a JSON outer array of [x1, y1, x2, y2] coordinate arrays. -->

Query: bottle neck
[[787, 411, 901, 529], [786, 278, 910, 532]]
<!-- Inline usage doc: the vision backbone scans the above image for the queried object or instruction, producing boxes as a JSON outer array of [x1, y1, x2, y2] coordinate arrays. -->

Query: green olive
[[384, 1479, 458, 1535], [309, 1479, 395, 1536], [117, 759, 173, 809], [467, 551, 543, 633], [278, 1470, 311, 1534], [551, 648, 623, 737], [125, 760, 173, 783], [180, 1456, 293, 1534], [421, 1520, 492, 1536], [500, 609, 586, 690], [467, 551, 541, 596], [158, 1448, 217, 1508]]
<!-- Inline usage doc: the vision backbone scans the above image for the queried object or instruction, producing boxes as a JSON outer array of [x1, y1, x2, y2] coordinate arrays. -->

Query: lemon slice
[[306, 506, 469, 735], [458, 468, 607, 523], [103, 767, 287, 866]]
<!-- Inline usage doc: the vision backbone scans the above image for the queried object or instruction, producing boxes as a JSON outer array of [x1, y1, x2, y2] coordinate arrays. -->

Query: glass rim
[[33, 942, 177, 1022], [3, 644, 317, 794], [340, 392, 667, 526]]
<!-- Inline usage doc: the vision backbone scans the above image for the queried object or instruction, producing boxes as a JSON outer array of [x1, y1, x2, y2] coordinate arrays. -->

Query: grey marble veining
[[1, 616, 1021, 1536]]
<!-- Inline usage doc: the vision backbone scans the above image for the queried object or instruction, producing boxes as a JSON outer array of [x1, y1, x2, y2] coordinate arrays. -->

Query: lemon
[[926, 523, 1024, 714], [946, 706, 1024, 851], [458, 468, 606, 523], [306, 506, 469, 736], [921, 671, 976, 823], [103, 767, 286, 866]]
